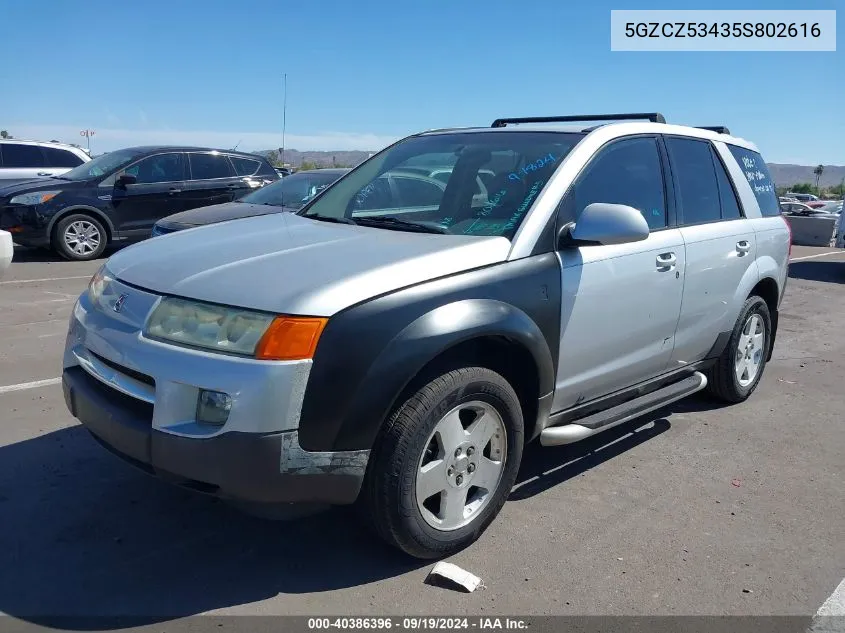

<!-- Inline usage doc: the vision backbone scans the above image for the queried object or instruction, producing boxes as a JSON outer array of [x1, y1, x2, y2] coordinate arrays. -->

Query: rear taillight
[[782, 215, 792, 258]]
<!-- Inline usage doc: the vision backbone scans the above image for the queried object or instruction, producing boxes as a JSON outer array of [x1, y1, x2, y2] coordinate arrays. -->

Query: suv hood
[[107, 212, 511, 316], [156, 202, 294, 228], [0, 177, 90, 198]]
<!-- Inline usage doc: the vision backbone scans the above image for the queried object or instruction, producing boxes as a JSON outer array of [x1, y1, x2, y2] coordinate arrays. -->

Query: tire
[[705, 295, 771, 403], [361, 366, 524, 559], [53, 213, 107, 261]]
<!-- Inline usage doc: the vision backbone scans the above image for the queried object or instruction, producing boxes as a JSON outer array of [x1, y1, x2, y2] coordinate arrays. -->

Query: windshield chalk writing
[[508, 153, 558, 182], [479, 189, 507, 217], [504, 181, 543, 230]]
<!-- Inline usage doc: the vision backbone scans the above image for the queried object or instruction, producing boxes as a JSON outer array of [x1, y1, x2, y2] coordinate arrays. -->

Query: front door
[[110, 152, 187, 239], [552, 136, 685, 412]]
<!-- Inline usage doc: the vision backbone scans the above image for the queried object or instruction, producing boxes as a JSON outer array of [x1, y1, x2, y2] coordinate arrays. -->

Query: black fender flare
[[47, 206, 116, 243], [299, 298, 555, 452]]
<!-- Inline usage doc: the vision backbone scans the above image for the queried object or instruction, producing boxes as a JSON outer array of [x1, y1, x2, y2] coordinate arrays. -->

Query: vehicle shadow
[[11, 245, 122, 264], [0, 425, 425, 629], [510, 392, 725, 501], [788, 260, 845, 284]]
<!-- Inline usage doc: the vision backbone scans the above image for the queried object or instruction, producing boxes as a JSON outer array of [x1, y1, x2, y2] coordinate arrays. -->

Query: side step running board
[[540, 371, 708, 446]]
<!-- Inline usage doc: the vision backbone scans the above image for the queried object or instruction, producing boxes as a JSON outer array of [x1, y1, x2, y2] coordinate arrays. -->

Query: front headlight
[[9, 190, 62, 206], [143, 297, 327, 360], [87, 265, 111, 304]]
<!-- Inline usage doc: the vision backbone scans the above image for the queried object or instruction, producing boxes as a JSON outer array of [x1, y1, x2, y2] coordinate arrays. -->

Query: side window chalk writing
[[727, 145, 780, 217]]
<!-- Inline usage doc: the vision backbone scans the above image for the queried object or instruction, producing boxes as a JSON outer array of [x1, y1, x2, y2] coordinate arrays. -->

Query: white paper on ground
[[427, 562, 482, 592]]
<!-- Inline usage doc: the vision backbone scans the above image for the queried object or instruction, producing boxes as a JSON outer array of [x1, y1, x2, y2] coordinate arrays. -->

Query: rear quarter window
[[727, 145, 780, 217]]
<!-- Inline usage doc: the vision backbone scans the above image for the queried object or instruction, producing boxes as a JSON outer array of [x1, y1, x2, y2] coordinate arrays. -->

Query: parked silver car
[[0, 139, 90, 187], [61, 113, 790, 558]]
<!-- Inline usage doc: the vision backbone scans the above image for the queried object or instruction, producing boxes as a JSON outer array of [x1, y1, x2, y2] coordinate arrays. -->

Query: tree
[[789, 183, 814, 194], [265, 150, 280, 167], [813, 164, 824, 190], [0, 130, 10, 139], [300, 160, 319, 171]]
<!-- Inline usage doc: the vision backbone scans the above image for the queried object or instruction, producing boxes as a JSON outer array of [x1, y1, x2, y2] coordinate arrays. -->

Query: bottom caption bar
[[1, 615, 835, 633]]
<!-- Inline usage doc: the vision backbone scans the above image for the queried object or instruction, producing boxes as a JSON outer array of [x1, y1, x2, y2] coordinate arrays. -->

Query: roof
[[415, 117, 758, 152], [114, 145, 268, 158], [0, 138, 89, 151]]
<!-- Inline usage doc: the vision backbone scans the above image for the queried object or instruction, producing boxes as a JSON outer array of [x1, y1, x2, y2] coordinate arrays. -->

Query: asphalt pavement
[[1, 244, 844, 628]]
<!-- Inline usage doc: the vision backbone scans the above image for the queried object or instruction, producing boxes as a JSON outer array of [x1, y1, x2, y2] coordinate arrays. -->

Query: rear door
[[0, 143, 48, 185], [41, 146, 87, 176], [665, 136, 757, 366], [552, 135, 686, 411], [110, 152, 187, 238], [182, 152, 245, 210]]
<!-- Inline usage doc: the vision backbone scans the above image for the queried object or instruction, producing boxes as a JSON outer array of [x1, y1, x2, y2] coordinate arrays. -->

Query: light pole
[[80, 129, 95, 153], [281, 73, 287, 168]]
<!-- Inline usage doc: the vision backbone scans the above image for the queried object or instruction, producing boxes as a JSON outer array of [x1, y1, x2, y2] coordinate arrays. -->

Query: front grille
[[89, 350, 155, 387]]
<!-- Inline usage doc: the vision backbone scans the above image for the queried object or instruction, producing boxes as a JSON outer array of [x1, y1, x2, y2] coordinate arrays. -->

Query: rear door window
[[727, 145, 780, 217], [2, 144, 45, 168], [42, 147, 85, 168], [665, 137, 721, 225], [188, 152, 236, 180], [230, 156, 260, 176], [711, 147, 743, 220]]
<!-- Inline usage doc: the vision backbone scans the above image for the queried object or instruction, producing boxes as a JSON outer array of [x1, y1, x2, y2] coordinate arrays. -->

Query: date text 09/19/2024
[[307, 617, 530, 630]]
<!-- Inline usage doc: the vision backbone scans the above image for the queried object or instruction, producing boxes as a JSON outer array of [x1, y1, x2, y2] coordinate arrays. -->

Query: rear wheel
[[53, 213, 107, 261], [706, 296, 771, 403], [362, 366, 524, 559]]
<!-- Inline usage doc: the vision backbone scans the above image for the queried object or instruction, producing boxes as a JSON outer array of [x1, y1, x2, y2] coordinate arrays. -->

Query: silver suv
[[61, 113, 790, 559], [0, 139, 90, 186]]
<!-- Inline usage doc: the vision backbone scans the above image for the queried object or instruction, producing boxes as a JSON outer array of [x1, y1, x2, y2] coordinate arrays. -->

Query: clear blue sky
[[0, 0, 841, 164]]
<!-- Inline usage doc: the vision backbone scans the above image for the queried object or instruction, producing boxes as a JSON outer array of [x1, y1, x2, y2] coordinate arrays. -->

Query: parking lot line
[[0, 275, 91, 285], [0, 377, 62, 395], [790, 251, 844, 262]]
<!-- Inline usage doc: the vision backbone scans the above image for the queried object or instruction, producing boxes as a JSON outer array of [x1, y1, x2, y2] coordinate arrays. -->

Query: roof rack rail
[[491, 113, 666, 128], [695, 126, 731, 134]]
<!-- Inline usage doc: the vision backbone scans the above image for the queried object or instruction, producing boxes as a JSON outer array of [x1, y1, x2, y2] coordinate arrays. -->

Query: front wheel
[[362, 366, 524, 559], [706, 295, 772, 403], [53, 214, 107, 261]]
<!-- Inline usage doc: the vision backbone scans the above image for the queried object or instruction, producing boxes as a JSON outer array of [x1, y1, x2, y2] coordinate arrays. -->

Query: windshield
[[57, 148, 145, 181], [300, 131, 583, 238], [241, 170, 347, 209]]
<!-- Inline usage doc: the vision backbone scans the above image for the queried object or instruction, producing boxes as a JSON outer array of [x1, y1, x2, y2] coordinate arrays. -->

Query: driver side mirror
[[559, 202, 650, 247], [115, 173, 137, 189]]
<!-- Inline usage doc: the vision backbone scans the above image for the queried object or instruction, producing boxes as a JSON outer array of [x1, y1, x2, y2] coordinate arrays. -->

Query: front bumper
[[0, 204, 49, 247], [62, 367, 366, 504], [62, 279, 370, 506], [0, 230, 12, 276]]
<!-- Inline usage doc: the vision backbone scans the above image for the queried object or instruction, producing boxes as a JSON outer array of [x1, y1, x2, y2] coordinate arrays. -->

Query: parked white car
[[0, 140, 91, 187], [0, 229, 12, 277]]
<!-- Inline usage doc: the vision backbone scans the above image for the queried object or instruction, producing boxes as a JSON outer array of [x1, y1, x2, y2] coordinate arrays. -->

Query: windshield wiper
[[305, 213, 358, 225], [353, 216, 449, 234]]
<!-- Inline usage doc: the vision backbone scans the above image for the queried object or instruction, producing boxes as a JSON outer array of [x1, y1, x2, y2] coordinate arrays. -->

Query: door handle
[[37, 172, 52, 176], [656, 252, 676, 270], [736, 240, 751, 255], [168, 188, 181, 195]]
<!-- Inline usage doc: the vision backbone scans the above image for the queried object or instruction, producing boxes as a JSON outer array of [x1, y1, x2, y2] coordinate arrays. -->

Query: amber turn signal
[[254, 316, 328, 361]]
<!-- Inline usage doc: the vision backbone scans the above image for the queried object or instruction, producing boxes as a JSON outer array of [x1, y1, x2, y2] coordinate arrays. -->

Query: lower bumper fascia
[[63, 367, 369, 506]]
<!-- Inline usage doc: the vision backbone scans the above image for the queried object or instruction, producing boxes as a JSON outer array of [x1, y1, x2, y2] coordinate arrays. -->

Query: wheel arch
[[299, 298, 556, 452], [748, 276, 780, 362], [48, 206, 115, 244]]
